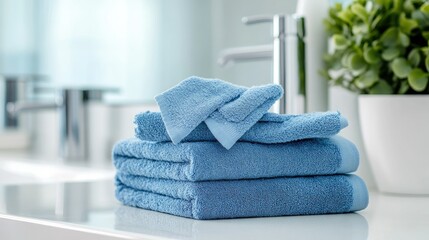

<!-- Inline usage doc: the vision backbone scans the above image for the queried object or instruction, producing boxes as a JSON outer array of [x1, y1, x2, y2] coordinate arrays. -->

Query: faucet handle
[[242, 15, 275, 25], [242, 14, 287, 38]]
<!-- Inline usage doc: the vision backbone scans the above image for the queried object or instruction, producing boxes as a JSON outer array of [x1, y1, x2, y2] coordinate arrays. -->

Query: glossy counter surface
[[0, 179, 428, 240]]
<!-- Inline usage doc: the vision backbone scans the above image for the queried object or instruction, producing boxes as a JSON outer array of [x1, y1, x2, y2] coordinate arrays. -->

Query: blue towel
[[155, 76, 283, 149], [113, 136, 359, 181], [115, 174, 369, 220], [135, 111, 348, 144]]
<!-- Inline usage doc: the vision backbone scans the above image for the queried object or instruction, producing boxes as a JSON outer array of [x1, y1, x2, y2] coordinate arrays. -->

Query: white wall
[[158, 0, 213, 91], [0, 0, 36, 75]]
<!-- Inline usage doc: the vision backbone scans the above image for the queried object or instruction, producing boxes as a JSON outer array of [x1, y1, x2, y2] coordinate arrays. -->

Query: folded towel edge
[[339, 114, 349, 129], [333, 136, 360, 173], [204, 117, 241, 149], [349, 175, 369, 212]]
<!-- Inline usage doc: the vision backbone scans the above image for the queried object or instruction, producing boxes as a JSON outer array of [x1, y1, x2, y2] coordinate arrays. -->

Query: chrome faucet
[[218, 14, 306, 114], [0, 75, 42, 129], [7, 88, 111, 161]]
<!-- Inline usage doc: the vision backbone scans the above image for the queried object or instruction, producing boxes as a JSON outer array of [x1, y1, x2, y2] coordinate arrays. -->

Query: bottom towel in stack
[[113, 136, 369, 220], [116, 173, 368, 220]]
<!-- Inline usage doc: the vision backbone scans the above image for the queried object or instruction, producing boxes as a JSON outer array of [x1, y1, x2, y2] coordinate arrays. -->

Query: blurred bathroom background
[[0, 0, 299, 101], [0, 0, 374, 187]]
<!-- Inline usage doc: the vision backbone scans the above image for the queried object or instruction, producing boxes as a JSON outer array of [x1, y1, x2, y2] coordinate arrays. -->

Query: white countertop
[[0, 178, 428, 240]]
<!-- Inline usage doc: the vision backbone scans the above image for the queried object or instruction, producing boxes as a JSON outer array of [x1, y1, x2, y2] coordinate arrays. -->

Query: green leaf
[[341, 51, 353, 67], [380, 27, 399, 47], [328, 3, 341, 20], [333, 34, 348, 50], [382, 48, 401, 61], [355, 70, 379, 89], [426, 55, 429, 72], [349, 53, 367, 71], [399, 13, 418, 34], [371, 15, 383, 30], [404, 0, 415, 13], [408, 68, 429, 91], [374, 0, 385, 6], [422, 47, 429, 56], [420, 2, 429, 15], [422, 32, 429, 40], [393, 0, 403, 11], [412, 10, 429, 27], [372, 40, 383, 51], [337, 9, 354, 24], [399, 81, 410, 94], [375, 0, 391, 8], [399, 31, 410, 47], [334, 3, 342, 12], [391, 58, 412, 78], [408, 48, 421, 67], [351, 3, 368, 21], [352, 23, 369, 34], [364, 46, 381, 64], [369, 80, 394, 94]]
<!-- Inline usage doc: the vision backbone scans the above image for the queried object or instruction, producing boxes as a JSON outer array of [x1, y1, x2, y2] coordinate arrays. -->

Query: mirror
[[0, 0, 297, 103]]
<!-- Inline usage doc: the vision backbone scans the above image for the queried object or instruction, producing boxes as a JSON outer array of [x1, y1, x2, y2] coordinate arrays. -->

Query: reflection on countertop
[[0, 179, 428, 240], [115, 206, 367, 240], [0, 181, 115, 223]]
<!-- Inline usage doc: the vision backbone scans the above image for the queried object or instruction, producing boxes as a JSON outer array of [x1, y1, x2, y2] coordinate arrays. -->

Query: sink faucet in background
[[7, 88, 112, 162], [218, 14, 306, 114]]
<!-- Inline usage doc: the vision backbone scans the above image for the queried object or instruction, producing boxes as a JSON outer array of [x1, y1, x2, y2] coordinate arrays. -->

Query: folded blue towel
[[115, 174, 369, 220], [155, 76, 283, 149], [135, 111, 348, 144], [113, 136, 359, 181]]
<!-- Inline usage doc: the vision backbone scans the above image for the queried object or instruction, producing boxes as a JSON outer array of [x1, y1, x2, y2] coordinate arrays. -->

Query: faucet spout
[[7, 88, 113, 162], [217, 44, 273, 66], [7, 101, 61, 117]]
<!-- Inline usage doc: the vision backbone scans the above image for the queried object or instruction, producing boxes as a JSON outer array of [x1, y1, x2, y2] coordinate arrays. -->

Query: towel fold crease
[[113, 136, 359, 181], [115, 174, 369, 220]]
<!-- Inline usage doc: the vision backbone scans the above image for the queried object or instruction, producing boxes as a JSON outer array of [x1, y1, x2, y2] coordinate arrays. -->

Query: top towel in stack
[[116, 112, 357, 181], [113, 76, 369, 220]]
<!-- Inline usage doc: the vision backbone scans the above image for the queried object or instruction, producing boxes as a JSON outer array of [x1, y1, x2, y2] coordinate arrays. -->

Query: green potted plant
[[323, 0, 429, 194]]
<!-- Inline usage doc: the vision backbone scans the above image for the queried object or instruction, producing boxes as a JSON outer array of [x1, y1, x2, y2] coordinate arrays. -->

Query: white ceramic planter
[[358, 95, 429, 194]]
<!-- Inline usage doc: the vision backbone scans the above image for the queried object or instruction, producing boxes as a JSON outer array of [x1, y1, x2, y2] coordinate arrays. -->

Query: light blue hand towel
[[135, 111, 348, 144], [155, 76, 283, 149], [115, 174, 369, 220], [113, 136, 359, 181]]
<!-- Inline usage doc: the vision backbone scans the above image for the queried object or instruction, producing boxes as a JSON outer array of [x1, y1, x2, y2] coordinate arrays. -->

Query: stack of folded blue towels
[[113, 76, 369, 220]]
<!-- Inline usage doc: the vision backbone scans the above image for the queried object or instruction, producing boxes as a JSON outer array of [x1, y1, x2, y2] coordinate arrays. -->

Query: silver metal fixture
[[0, 75, 38, 129], [7, 88, 111, 161], [218, 14, 306, 114], [217, 45, 273, 66]]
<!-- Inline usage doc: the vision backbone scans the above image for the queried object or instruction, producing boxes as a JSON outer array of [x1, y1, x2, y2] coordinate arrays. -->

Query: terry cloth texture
[[155, 76, 283, 149], [115, 174, 369, 220], [135, 111, 348, 144], [113, 136, 359, 181]]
